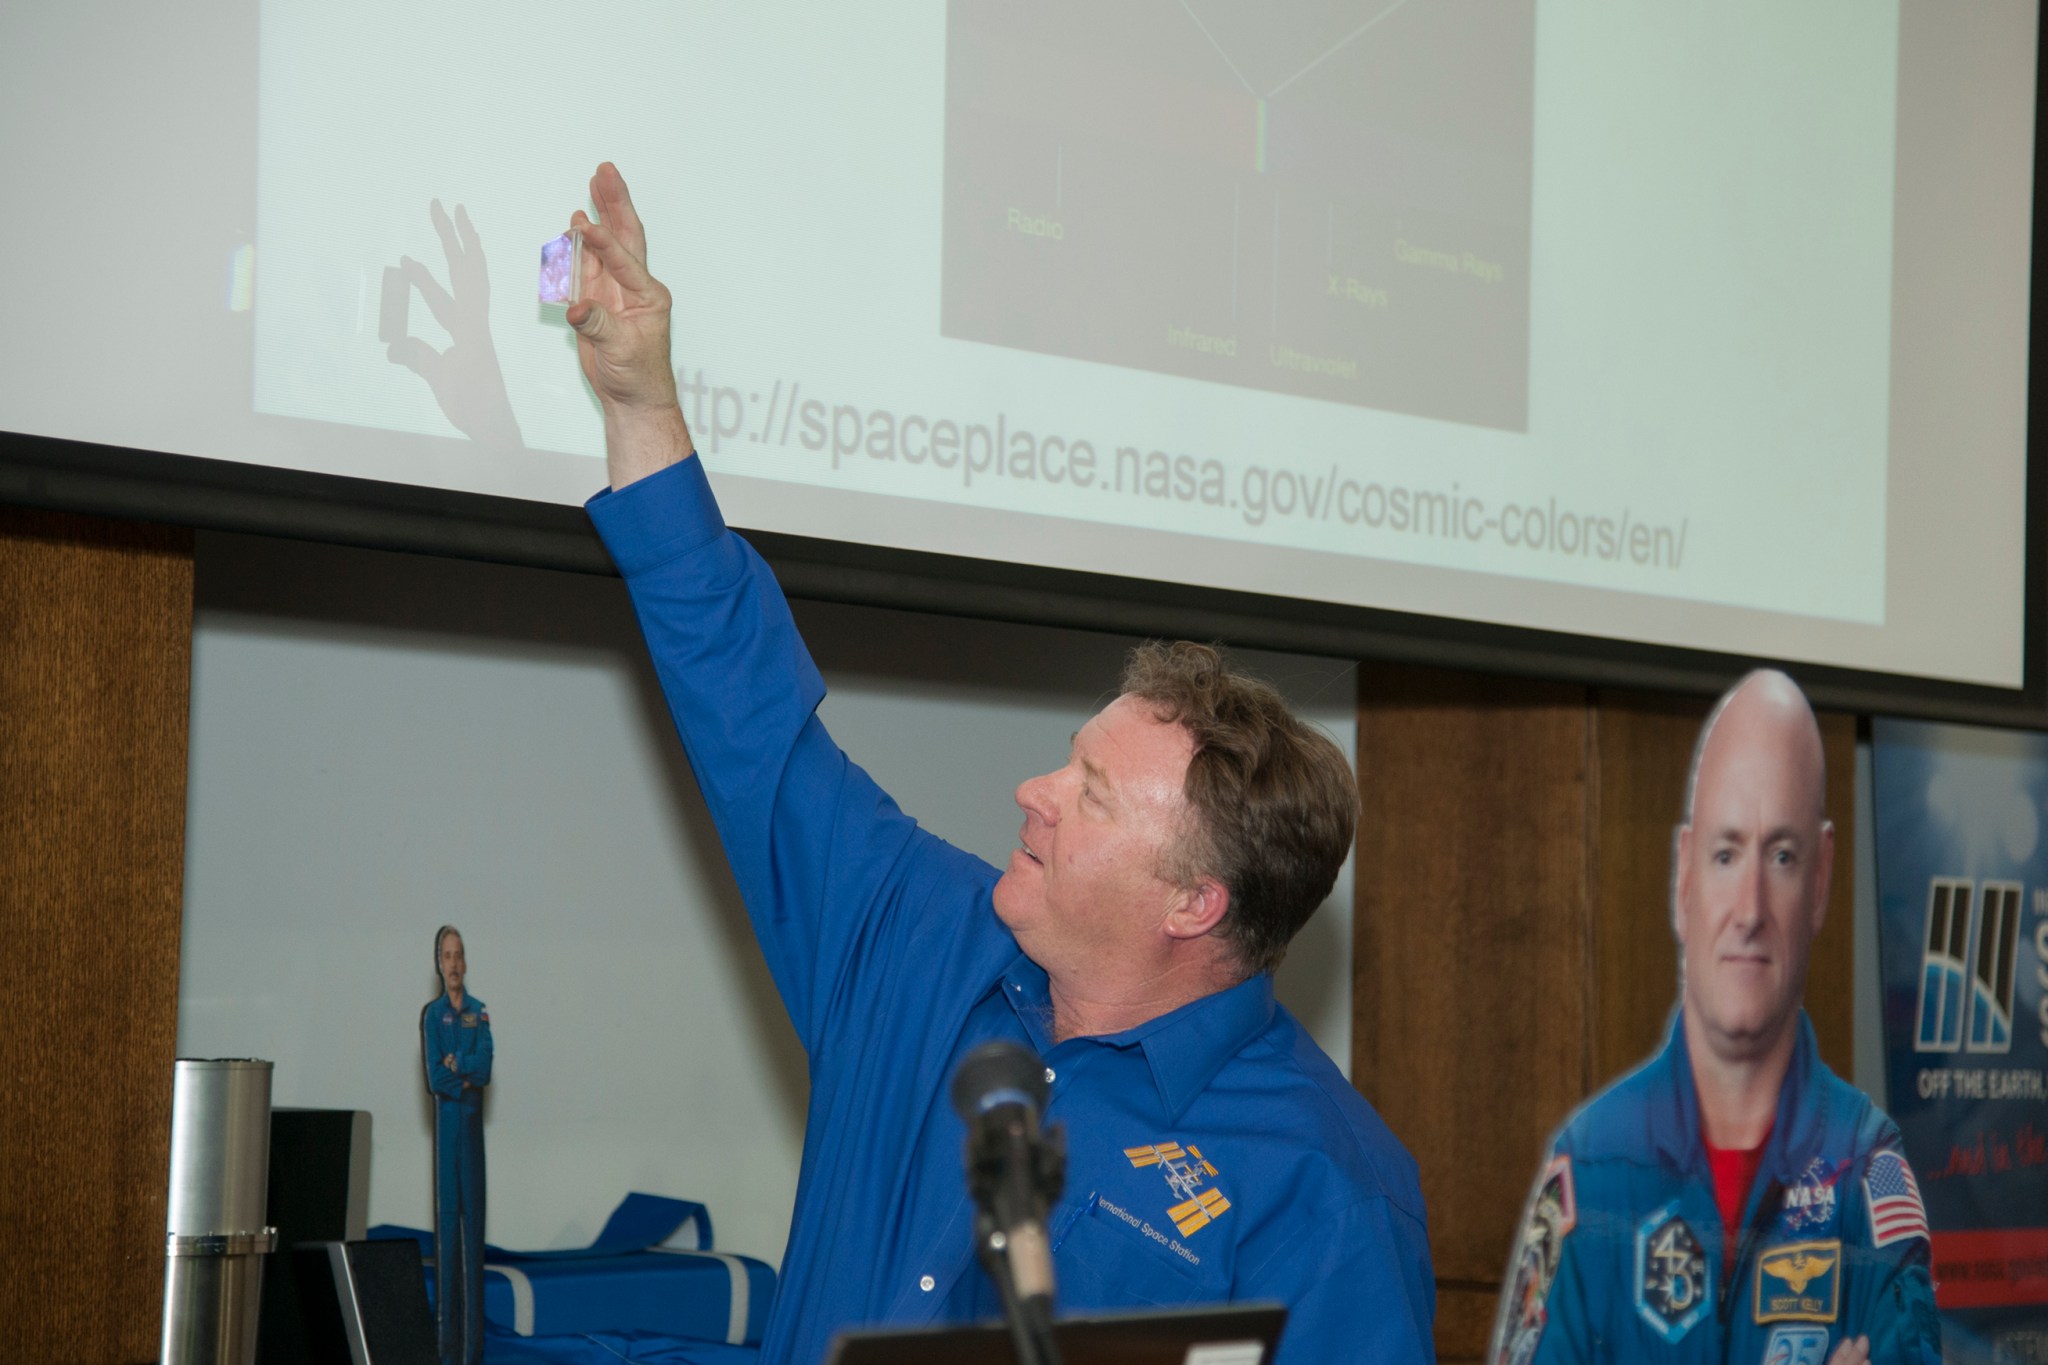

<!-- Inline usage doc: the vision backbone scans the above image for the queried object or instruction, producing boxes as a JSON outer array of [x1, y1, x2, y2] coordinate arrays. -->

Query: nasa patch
[[1780, 1157, 1840, 1234], [1761, 1324, 1830, 1365], [1634, 1202, 1710, 1343]]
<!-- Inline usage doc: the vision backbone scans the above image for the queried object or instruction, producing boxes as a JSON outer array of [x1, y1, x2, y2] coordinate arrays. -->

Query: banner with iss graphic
[[1872, 718, 2048, 1360]]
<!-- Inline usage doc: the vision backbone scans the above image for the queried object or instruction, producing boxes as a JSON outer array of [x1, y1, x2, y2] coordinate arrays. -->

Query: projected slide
[[5, 1, 2035, 690], [941, 1, 1535, 430], [235, 0, 1901, 633]]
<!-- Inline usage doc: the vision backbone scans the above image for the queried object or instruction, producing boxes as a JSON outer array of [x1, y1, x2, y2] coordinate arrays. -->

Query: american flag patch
[[1864, 1150, 1929, 1248]]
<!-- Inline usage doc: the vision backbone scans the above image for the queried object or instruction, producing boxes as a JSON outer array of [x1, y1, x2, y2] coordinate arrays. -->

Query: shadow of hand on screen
[[385, 200, 524, 450]]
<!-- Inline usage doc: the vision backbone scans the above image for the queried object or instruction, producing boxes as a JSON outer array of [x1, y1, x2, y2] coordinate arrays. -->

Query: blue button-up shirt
[[589, 457, 1434, 1365]]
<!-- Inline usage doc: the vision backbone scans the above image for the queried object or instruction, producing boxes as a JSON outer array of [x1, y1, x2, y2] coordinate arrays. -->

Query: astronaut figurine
[[421, 925, 492, 1365]]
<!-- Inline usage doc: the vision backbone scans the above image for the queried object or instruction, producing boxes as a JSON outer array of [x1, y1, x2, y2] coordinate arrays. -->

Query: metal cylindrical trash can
[[161, 1059, 278, 1365]]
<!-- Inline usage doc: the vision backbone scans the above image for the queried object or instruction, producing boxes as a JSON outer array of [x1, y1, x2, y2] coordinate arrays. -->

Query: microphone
[[952, 1041, 1066, 1363], [950, 1038, 1049, 1126]]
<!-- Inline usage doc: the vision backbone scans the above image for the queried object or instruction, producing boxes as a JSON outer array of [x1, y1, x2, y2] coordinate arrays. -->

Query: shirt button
[[919, 1274, 935, 1293], [1044, 1067, 1056, 1084]]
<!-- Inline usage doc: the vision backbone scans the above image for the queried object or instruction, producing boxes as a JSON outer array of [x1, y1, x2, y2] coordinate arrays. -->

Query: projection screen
[[0, 2, 2040, 714]]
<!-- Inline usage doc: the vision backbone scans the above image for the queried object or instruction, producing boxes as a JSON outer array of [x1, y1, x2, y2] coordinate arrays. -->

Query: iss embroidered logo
[[1755, 1240, 1842, 1323], [1781, 1157, 1840, 1234], [1633, 1203, 1709, 1343], [1124, 1141, 1230, 1237]]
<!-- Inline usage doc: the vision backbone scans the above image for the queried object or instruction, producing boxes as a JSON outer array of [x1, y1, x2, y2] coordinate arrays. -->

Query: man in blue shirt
[[1488, 673, 1939, 1364], [422, 924, 493, 1365], [563, 163, 1435, 1364]]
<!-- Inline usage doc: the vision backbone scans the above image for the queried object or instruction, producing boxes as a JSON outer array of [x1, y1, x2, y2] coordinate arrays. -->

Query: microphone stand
[[965, 1105, 1067, 1365]]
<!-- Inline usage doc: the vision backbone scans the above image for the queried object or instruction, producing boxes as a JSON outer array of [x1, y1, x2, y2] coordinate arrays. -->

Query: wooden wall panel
[[1357, 670, 1859, 1362], [0, 508, 193, 1363], [1353, 665, 1592, 1290], [1586, 692, 1709, 1088], [1430, 1286, 1504, 1364], [1806, 712, 1859, 1079]]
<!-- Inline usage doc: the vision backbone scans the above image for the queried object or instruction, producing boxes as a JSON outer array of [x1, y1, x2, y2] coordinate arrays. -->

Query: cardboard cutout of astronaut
[[1488, 672, 1941, 1365], [422, 925, 493, 1365]]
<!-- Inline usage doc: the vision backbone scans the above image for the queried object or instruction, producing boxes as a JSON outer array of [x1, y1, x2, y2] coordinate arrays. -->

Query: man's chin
[[1694, 1003, 1798, 1060], [989, 877, 1025, 931]]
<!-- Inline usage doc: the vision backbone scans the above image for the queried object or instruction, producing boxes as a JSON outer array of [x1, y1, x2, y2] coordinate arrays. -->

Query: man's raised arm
[[566, 162, 694, 491], [569, 165, 1003, 1057]]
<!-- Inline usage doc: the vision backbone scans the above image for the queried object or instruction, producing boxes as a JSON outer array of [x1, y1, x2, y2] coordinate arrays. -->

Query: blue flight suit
[[587, 457, 1435, 1365], [1490, 1011, 1940, 1364], [422, 990, 493, 1365]]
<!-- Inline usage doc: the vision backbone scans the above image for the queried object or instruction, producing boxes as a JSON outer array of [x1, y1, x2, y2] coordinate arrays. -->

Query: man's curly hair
[[1120, 641, 1358, 976]]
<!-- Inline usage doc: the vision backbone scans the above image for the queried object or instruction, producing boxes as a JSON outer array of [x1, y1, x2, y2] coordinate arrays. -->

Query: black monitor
[[826, 1302, 1286, 1365]]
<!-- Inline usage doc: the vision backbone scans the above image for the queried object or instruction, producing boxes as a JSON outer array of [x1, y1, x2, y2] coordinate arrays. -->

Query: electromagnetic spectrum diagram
[[940, 1, 1536, 430]]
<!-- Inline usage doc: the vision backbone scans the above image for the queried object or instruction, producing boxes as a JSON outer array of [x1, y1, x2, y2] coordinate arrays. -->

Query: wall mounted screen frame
[[1, 2, 2042, 727]]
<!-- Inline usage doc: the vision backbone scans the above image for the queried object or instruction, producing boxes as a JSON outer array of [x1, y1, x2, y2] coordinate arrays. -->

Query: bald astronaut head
[[1673, 671, 1835, 1066]]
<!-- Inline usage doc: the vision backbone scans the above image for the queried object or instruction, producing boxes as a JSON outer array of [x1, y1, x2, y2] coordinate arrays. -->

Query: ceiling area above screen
[[0, 2, 2037, 704]]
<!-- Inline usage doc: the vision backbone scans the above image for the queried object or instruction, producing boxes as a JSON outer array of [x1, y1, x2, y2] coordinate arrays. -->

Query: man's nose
[[1015, 770, 1058, 820], [1732, 856, 1766, 930]]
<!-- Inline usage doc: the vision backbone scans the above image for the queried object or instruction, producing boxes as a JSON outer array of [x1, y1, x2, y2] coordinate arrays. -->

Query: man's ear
[[1165, 878, 1232, 941], [1810, 820, 1836, 936], [1672, 824, 1694, 943]]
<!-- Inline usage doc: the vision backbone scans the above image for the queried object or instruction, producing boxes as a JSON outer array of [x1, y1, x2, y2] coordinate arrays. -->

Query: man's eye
[[1713, 849, 1735, 865]]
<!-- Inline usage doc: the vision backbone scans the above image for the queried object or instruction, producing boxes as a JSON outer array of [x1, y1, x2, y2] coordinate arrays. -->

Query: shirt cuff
[[585, 457, 727, 577]]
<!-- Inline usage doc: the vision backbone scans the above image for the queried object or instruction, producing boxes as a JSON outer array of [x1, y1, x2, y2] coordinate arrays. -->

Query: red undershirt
[[1705, 1123, 1772, 1275]]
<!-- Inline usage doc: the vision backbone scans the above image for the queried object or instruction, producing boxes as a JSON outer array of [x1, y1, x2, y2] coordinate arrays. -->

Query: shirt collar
[[1652, 1008, 1825, 1180], [1762, 1011, 1828, 1183], [997, 955, 1276, 1125], [1649, 1012, 1705, 1171]]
